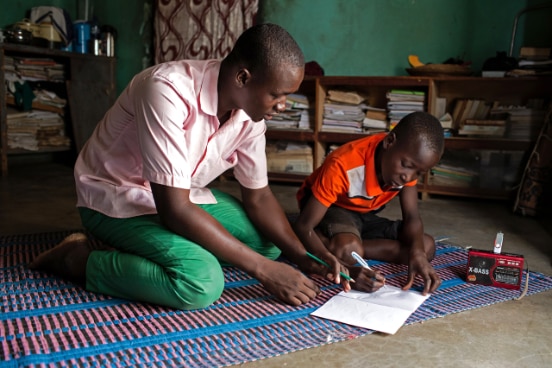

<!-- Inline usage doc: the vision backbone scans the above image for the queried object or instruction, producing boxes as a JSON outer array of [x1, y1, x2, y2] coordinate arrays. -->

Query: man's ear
[[236, 68, 251, 87]]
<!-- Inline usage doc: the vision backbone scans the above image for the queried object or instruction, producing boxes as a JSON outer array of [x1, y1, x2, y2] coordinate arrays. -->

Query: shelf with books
[[265, 77, 316, 182], [420, 147, 526, 198], [421, 76, 552, 200], [313, 76, 431, 168], [0, 43, 116, 176], [265, 129, 314, 141], [317, 131, 371, 144], [264, 75, 551, 201], [443, 136, 533, 151]]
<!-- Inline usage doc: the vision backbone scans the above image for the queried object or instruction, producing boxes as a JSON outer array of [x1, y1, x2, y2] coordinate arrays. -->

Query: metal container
[[102, 32, 115, 57], [100, 25, 117, 57], [4, 27, 33, 45], [92, 38, 101, 55]]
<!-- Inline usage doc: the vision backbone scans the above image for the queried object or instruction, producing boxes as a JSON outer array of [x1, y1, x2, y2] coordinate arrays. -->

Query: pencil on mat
[[306, 251, 355, 282]]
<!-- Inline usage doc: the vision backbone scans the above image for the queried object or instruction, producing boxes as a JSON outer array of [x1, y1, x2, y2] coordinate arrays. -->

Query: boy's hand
[[402, 251, 442, 295], [349, 266, 386, 293]]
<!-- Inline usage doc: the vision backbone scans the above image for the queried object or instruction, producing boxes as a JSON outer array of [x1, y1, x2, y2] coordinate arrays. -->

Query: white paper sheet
[[311, 285, 430, 334]]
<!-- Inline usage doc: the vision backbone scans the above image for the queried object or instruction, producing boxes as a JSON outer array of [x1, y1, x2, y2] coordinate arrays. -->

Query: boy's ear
[[382, 131, 397, 149], [236, 68, 251, 87]]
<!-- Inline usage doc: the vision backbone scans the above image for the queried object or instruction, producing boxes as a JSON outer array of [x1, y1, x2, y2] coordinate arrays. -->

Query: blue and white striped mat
[[1, 231, 551, 367]]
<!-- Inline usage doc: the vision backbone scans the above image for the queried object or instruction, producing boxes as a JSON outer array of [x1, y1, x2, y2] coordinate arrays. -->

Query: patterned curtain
[[154, 0, 259, 63]]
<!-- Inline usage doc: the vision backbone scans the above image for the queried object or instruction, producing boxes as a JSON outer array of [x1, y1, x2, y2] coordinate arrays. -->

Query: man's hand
[[255, 258, 321, 305], [295, 251, 352, 292], [402, 251, 441, 295]]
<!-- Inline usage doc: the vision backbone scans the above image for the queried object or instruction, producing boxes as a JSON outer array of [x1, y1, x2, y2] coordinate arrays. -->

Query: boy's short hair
[[393, 112, 445, 155], [227, 23, 305, 74]]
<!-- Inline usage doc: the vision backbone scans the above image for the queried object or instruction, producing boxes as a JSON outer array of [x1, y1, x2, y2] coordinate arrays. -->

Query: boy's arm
[[398, 185, 441, 295], [241, 185, 349, 288], [292, 195, 328, 253]]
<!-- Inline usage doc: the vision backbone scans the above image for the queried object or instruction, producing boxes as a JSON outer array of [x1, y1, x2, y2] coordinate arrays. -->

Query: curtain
[[154, 0, 258, 63]]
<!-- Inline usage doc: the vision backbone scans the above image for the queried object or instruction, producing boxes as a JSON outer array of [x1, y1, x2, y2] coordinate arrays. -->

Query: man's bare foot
[[29, 233, 91, 283]]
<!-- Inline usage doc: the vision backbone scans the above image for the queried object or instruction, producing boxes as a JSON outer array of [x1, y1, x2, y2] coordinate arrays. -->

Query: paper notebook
[[311, 285, 430, 334]]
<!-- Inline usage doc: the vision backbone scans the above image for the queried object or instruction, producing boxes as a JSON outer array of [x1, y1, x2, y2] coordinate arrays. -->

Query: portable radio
[[465, 232, 524, 290]]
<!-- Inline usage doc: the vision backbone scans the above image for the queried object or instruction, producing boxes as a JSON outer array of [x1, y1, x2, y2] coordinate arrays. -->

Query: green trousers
[[79, 189, 281, 310]]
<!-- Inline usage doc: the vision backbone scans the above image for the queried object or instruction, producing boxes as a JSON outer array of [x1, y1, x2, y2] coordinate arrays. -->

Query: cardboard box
[[267, 154, 313, 174], [519, 47, 551, 60]]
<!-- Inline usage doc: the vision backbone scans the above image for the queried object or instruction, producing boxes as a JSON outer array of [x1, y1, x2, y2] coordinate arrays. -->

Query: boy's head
[[221, 23, 305, 122], [378, 112, 444, 191]]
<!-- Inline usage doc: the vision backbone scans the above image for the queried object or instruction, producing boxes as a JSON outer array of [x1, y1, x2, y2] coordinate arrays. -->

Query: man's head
[[220, 23, 305, 122], [377, 112, 444, 191]]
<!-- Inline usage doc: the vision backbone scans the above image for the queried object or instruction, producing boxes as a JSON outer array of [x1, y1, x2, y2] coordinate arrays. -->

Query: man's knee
[[171, 266, 225, 310]]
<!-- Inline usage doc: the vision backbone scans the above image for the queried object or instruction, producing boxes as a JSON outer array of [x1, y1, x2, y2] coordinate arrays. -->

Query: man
[[31, 24, 349, 310]]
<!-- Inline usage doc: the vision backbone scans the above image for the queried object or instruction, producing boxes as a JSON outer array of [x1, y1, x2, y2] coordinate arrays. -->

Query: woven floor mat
[[1, 231, 552, 367]]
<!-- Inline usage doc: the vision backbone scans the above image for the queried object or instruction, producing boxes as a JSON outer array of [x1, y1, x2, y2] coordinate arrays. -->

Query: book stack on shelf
[[431, 148, 524, 190], [5, 56, 65, 82], [322, 90, 367, 133], [514, 47, 552, 76], [457, 119, 506, 137], [6, 107, 70, 151], [430, 163, 479, 188], [430, 150, 479, 188], [386, 89, 425, 128], [6, 89, 67, 114], [363, 107, 388, 133], [489, 101, 546, 141], [3, 56, 71, 152], [266, 140, 313, 174], [266, 93, 313, 130], [451, 99, 494, 132]]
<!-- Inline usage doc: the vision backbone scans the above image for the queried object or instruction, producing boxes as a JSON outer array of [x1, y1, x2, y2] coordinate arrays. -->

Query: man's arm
[[241, 185, 348, 287], [151, 183, 320, 305], [398, 185, 441, 294]]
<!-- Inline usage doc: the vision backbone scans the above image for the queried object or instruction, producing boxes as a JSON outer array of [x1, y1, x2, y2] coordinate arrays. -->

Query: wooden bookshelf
[[265, 75, 552, 200], [0, 43, 117, 176]]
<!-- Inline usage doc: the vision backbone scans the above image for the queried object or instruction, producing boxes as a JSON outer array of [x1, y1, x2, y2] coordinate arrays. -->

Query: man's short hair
[[227, 23, 305, 74]]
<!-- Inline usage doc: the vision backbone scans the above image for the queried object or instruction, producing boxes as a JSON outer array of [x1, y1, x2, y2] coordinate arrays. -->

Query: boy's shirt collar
[[364, 134, 415, 197], [365, 135, 386, 197]]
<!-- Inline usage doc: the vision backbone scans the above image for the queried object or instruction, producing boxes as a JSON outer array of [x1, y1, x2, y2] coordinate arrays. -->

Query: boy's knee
[[424, 234, 436, 261], [328, 232, 363, 265]]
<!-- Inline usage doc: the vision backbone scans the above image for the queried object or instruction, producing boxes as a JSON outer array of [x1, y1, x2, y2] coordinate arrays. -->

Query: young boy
[[294, 111, 445, 295], [30, 24, 349, 310]]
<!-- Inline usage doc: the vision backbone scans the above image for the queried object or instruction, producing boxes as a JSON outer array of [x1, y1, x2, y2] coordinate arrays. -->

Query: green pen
[[306, 251, 355, 282]]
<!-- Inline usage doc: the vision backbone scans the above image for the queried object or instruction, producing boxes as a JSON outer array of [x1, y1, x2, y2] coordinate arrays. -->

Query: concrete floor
[[1, 158, 551, 368]]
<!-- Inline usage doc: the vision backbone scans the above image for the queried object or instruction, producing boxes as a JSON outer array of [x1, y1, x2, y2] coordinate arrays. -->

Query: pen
[[351, 251, 373, 270], [352, 251, 386, 286], [306, 251, 354, 282]]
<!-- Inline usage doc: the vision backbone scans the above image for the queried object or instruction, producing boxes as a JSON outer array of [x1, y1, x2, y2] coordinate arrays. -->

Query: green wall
[[259, 0, 551, 75], [2, 0, 551, 96]]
